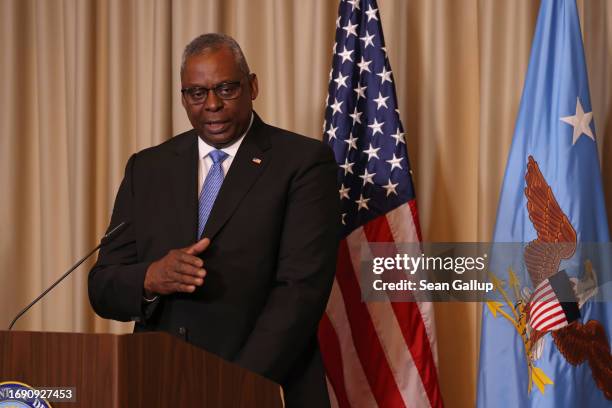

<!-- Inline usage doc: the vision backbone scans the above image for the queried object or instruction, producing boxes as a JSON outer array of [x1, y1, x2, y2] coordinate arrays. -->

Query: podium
[[0, 330, 283, 407]]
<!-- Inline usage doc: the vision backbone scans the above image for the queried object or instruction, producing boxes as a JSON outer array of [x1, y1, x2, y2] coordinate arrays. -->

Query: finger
[[176, 251, 204, 268], [175, 283, 196, 293], [184, 237, 210, 255], [174, 261, 206, 278], [169, 268, 205, 286]]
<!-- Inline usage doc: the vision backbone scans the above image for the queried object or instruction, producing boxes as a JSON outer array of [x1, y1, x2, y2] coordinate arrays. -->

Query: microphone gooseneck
[[7, 221, 128, 330]]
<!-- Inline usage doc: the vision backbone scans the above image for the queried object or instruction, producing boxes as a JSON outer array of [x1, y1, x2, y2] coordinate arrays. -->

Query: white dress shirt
[[197, 113, 254, 195]]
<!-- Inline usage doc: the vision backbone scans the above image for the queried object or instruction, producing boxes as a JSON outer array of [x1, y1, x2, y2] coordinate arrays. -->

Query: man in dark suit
[[88, 33, 339, 407]]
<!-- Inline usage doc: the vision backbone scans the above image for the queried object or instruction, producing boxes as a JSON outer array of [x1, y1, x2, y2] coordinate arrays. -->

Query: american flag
[[318, 0, 443, 407]]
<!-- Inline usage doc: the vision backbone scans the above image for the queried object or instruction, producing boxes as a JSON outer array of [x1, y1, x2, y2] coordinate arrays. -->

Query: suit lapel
[[170, 131, 199, 245], [202, 114, 271, 240]]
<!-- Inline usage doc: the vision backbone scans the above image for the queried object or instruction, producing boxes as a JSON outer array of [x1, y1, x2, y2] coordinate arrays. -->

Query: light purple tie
[[198, 150, 228, 238]]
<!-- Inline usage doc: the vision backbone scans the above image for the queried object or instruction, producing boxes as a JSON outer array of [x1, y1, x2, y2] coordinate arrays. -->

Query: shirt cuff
[[143, 294, 159, 303]]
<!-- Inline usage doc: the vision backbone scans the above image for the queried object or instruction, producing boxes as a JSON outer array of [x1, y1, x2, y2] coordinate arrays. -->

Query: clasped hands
[[144, 238, 210, 296]]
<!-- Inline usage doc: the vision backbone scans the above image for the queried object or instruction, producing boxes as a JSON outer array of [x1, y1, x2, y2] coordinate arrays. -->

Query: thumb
[[185, 237, 210, 255]]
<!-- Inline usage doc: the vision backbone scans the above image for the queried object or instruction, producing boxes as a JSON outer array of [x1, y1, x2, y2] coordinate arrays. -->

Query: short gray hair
[[181, 33, 250, 76]]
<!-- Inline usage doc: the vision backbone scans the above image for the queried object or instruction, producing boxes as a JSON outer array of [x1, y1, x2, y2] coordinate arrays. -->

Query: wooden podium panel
[[0, 330, 283, 407]]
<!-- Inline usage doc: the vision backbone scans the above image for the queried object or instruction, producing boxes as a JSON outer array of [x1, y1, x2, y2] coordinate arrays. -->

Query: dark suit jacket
[[88, 113, 340, 407]]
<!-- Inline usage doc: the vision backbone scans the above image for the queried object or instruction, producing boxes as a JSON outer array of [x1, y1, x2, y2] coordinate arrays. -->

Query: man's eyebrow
[[215, 80, 240, 85], [186, 79, 241, 88]]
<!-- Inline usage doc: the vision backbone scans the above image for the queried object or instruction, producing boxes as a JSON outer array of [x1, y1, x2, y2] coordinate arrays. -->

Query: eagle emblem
[[487, 155, 612, 398]]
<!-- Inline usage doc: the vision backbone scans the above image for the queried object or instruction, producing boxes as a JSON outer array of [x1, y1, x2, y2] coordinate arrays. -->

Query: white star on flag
[[344, 133, 358, 150], [349, 108, 363, 125], [359, 169, 376, 186], [338, 46, 353, 63], [346, 0, 360, 11], [355, 194, 370, 210], [326, 124, 338, 140], [391, 128, 405, 145], [339, 184, 351, 200], [382, 179, 399, 196], [334, 72, 349, 89], [354, 83, 367, 99], [342, 21, 358, 38], [339, 158, 354, 175], [357, 57, 372, 74], [365, 4, 379, 21], [386, 154, 404, 170], [368, 118, 384, 135], [360, 30, 375, 49], [373, 92, 389, 110], [560, 97, 595, 144], [363, 143, 381, 161], [330, 98, 343, 115], [377, 66, 393, 84]]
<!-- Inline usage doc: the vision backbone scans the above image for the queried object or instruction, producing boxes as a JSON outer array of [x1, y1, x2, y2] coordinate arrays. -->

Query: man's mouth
[[204, 121, 230, 134]]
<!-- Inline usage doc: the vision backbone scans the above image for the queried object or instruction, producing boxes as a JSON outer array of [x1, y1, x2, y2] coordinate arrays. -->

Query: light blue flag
[[477, 0, 612, 406]]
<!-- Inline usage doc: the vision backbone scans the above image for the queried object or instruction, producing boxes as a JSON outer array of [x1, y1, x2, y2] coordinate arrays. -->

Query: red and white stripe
[[319, 202, 443, 407], [528, 280, 569, 332]]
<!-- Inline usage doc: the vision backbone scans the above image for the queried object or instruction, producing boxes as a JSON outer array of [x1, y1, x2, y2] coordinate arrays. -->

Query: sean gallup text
[[372, 279, 494, 293]]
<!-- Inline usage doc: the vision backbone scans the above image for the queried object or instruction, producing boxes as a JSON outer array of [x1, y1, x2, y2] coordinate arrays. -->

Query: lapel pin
[[252, 158, 262, 165]]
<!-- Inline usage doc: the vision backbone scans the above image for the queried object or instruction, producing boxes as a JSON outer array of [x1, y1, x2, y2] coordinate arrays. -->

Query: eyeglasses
[[181, 77, 248, 105]]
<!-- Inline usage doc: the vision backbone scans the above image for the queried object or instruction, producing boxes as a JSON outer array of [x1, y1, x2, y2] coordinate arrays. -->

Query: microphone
[[7, 221, 128, 330]]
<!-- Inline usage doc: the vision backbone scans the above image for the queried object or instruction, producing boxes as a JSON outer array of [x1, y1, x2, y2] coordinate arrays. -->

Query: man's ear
[[249, 74, 259, 100]]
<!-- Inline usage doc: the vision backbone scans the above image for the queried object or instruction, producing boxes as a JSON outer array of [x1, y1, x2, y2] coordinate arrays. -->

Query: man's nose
[[204, 89, 223, 111]]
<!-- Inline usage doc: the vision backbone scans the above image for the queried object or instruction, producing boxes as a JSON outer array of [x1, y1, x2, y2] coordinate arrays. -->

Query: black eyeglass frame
[[181, 74, 253, 105]]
